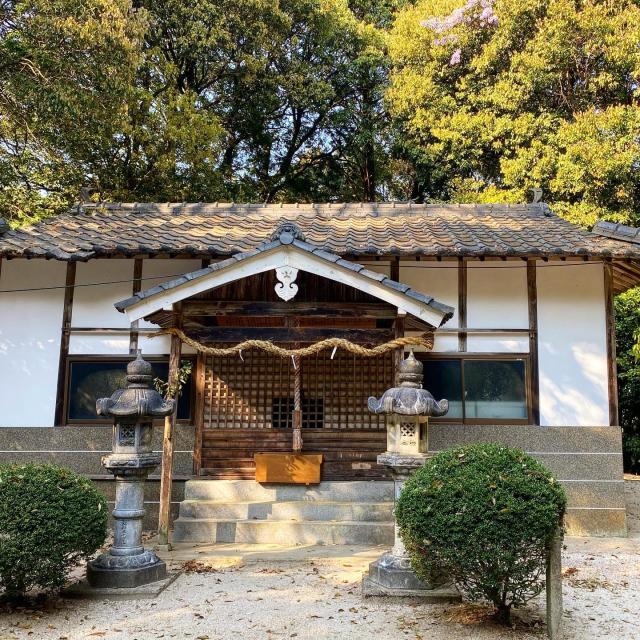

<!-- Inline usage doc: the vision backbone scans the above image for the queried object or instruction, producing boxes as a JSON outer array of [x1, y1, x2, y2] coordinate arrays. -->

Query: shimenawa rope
[[151, 327, 434, 358]]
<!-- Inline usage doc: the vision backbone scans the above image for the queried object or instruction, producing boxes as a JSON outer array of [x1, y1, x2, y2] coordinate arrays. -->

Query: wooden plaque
[[254, 453, 323, 484]]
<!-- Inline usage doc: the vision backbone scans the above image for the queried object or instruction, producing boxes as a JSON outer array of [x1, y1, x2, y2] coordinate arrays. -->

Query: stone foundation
[[0, 424, 630, 537], [0, 425, 193, 529], [625, 474, 640, 536]]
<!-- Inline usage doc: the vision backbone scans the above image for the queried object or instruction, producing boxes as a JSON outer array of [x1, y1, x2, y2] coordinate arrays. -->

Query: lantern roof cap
[[367, 352, 449, 417], [96, 353, 174, 418]]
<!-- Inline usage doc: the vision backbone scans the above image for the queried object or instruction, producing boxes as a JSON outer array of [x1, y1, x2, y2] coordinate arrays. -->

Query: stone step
[[172, 518, 394, 545], [178, 500, 394, 522], [183, 479, 394, 503]]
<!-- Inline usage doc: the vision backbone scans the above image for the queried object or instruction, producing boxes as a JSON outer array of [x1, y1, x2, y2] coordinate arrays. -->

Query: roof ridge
[[76, 201, 548, 220]]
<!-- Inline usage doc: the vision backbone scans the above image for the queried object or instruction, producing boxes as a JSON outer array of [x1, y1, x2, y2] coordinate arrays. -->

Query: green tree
[[0, 0, 143, 224], [387, 0, 640, 224], [133, 0, 386, 203], [0, 0, 395, 219], [616, 289, 640, 472]]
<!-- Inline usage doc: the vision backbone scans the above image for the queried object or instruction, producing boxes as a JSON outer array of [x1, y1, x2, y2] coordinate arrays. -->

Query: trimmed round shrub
[[396, 443, 566, 624], [0, 464, 107, 599]]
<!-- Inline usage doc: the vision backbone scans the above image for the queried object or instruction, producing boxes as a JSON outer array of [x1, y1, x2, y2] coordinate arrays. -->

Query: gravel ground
[[0, 537, 638, 640]]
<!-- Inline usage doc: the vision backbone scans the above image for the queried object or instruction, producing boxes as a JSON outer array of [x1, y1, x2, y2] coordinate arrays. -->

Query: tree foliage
[[0, 463, 107, 598], [396, 443, 566, 624], [387, 0, 640, 224], [3, 0, 639, 226], [615, 289, 640, 473], [0, 0, 397, 224], [0, 0, 143, 224]]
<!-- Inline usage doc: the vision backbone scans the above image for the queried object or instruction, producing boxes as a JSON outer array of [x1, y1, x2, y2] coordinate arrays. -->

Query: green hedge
[[0, 464, 107, 598], [396, 443, 566, 624]]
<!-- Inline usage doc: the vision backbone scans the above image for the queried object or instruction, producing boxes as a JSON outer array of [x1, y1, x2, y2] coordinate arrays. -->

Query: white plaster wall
[[69, 259, 134, 355], [467, 263, 529, 353], [0, 260, 66, 426], [138, 259, 201, 355], [399, 262, 458, 352], [537, 261, 608, 426]]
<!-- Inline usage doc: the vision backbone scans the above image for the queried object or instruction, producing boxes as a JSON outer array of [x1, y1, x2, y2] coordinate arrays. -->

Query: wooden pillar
[[54, 262, 76, 426], [157, 316, 182, 548], [604, 261, 619, 426], [458, 258, 467, 352], [390, 256, 400, 282], [129, 258, 143, 354], [527, 259, 540, 425], [192, 352, 206, 476], [394, 312, 406, 383]]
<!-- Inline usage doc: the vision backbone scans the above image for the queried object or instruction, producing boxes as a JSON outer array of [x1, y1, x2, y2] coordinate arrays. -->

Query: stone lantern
[[362, 351, 451, 597], [87, 353, 174, 589]]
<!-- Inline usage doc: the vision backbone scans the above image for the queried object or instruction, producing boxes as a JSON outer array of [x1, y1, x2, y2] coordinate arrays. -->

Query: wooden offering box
[[254, 453, 323, 484]]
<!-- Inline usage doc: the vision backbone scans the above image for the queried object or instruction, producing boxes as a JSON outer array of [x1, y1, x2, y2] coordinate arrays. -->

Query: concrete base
[[365, 555, 432, 591], [86, 557, 168, 589], [63, 571, 179, 600], [362, 575, 460, 601]]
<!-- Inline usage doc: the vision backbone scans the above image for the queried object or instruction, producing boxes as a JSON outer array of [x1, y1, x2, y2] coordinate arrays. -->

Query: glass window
[[67, 359, 193, 422], [422, 360, 463, 419], [420, 357, 528, 422], [463, 360, 527, 420]]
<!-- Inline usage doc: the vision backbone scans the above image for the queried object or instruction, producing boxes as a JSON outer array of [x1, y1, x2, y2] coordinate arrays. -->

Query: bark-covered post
[[158, 331, 182, 549]]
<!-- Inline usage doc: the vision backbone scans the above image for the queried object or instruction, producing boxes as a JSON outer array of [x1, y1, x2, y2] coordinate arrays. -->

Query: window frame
[[416, 353, 533, 425], [63, 354, 196, 426]]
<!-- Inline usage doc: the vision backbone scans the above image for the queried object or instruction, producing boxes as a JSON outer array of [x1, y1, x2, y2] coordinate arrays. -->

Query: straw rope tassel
[[292, 355, 303, 452]]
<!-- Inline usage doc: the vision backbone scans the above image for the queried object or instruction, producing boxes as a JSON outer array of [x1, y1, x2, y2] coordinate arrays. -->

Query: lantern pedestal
[[363, 352, 457, 600], [87, 458, 167, 589], [86, 353, 174, 590], [362, 455, 458, 599]]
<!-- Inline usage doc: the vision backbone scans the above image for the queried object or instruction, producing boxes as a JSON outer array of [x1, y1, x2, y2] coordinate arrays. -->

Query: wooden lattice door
[[198, 350, 393, 479]]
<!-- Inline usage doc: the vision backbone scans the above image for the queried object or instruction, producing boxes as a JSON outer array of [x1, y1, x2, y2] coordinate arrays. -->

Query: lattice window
[[400, 423, 417, 439], [203, 350, 392, 430], [119, 425, 136, 446], [271, 397, 324, 429]]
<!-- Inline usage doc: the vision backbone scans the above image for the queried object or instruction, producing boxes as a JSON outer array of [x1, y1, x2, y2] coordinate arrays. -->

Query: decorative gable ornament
[[275, 266, 299, 301], [269, 221, 306, 244]]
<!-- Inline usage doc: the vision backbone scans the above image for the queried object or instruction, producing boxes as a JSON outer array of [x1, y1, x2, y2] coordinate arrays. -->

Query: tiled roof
[[1, 202, 640, 260], [593, 221, 640, 245], [115, 223, 455, 325]]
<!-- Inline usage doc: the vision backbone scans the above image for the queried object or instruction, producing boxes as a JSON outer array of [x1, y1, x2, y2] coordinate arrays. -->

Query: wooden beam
[[604, 262, 619, 426], [54, 262, 76, 426], [158, 306, 183, 548], [527, 260, 540, 425], [436, 328, 530, 334], [458, 258, 467, 352], [129, 258, 143, 354], [181, 300, 396, 319], [184, 327, 394, 344]]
